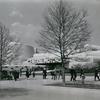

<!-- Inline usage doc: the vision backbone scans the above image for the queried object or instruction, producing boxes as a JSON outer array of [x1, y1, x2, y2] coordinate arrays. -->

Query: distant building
[[23, 44, 100, 69], [12, 44, 34, 65], [21, 44, 34, 59]]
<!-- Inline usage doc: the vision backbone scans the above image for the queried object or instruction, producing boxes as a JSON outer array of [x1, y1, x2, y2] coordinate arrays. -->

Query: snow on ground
[[0, 75, 100, 100]]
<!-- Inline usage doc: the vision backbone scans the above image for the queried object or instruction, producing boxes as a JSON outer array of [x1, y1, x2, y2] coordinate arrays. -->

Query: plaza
[[0, 0, 100, 100], [0, 75, 100, 100]]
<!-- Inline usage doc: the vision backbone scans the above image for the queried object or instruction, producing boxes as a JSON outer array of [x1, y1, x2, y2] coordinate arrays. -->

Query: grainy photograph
[[0, 0, 100, 100]]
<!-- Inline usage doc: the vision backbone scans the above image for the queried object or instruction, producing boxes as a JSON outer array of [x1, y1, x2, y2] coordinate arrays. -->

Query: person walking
[[26, 69, 30, 79], [58, 69, 62, 80], [80, 68, 85, 84], [73, 69, 77, 81], [51, 71, 54, 79], [94, 68, 100, 81], [54, 68, 57, 80], [12, 70, 18, 81], [32, 70, 35, 79], [80, 68, 84, 78], [16, 71, 19, 79], [70, 66, 74, 81], [43, 68, 47, 79]]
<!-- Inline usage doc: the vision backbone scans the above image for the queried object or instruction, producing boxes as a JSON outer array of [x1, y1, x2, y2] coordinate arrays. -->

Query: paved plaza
[[0, 75, 100, 100]]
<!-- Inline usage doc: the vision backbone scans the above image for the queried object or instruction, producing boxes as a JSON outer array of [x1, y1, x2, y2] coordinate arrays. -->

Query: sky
[[0, 0, 100, 48]]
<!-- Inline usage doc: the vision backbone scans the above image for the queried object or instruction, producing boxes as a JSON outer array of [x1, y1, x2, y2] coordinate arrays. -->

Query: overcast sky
[[0, 0, 100, 47]]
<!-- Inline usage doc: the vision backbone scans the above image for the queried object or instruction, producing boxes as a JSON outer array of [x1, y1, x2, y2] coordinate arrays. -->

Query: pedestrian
[[80, 68, 84, 78], [19, 68, 22, 77], [51, 71, 54, 79], [94, 68, 100, 81], [73, 69, 77, 81], [32, 70, 35, 79], [81, 73, 85, 84], [12, 70, 18, 81], [26, 69, 30, 79], [43, 68, 47, 79], [58, 69, 62, 80], [70, 66, 74, 81], [54, 68, 57, 80], [16, 71, 19, 79]]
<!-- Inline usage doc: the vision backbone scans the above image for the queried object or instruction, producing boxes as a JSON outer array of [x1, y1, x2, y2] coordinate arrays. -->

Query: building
[[23, 44, 100, 69]]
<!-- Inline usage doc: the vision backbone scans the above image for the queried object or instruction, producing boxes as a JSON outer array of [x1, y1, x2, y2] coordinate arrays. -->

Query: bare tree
[[0, 22, 21, 72], [7, 41, 22, 65], [38, 0, 91, 85]]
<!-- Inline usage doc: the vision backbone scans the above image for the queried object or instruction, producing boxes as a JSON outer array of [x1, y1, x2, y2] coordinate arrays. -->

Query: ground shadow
[[44, 80, 100, 90]]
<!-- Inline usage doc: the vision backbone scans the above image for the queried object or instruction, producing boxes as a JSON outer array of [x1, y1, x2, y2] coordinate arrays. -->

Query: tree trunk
[[61, 57, 66, 86], [62, 57, 70, 86], [62, 67, 65, 86]]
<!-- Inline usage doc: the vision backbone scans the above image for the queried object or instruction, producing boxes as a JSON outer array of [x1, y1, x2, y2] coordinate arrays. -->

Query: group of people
[[8, 66, 100, 82], [50, 69, 62, 80], [42, 68, 62, 80], [11, 67, 36, 81], [70, 67, 85, 82], [70, 67, 100, 82], [25, 69, 36, 79], [11, 69, 20, 81]]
